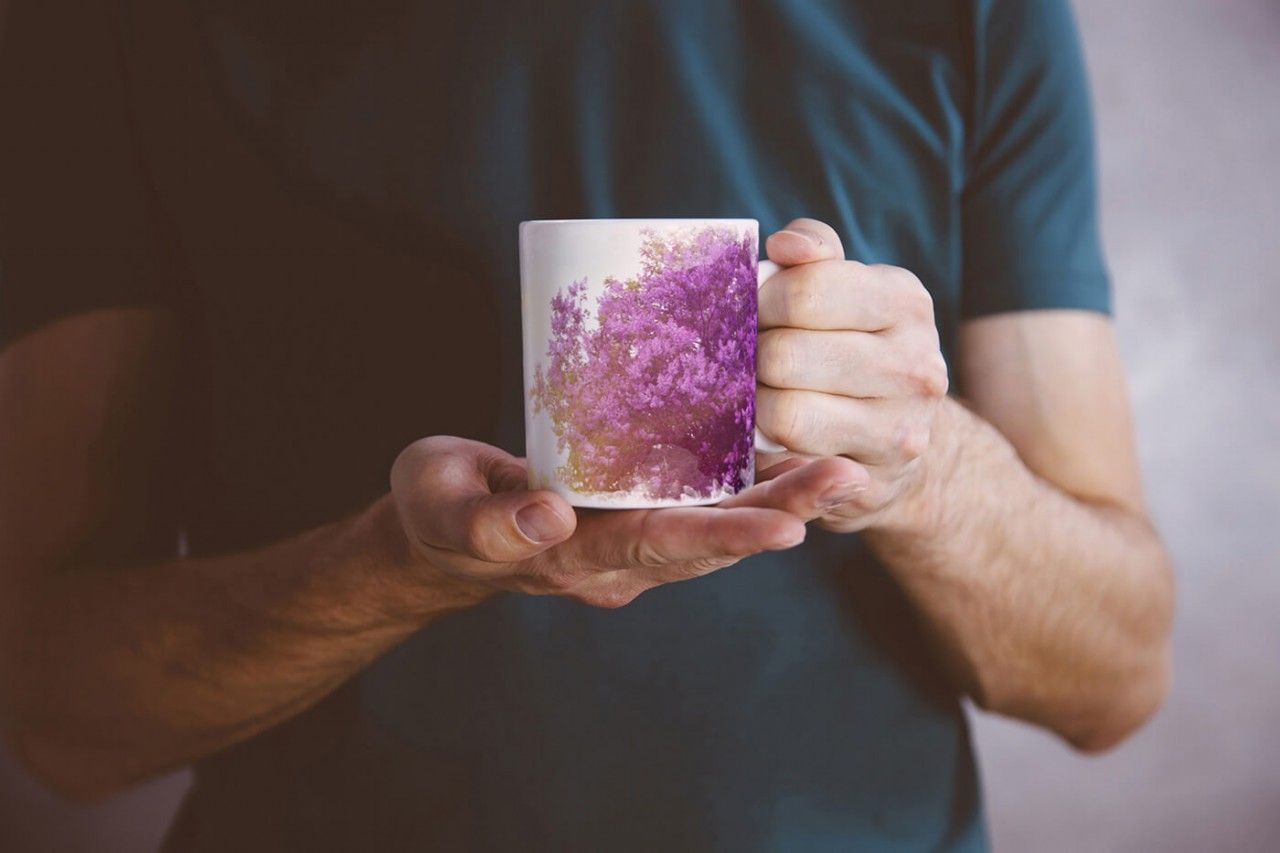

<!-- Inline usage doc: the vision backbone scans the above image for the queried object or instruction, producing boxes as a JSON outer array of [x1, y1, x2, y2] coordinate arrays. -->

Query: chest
[[123, 0, 970, 543], [141, 0, 969, 289]]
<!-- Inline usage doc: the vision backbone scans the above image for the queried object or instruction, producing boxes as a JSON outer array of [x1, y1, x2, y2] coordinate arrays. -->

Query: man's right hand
[[0, 307, 866, 797], [389, 436, 869, 610]]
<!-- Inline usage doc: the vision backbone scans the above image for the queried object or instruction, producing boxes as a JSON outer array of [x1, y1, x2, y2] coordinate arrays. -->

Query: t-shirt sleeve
[[0, 0, 167, 350], [960, 0, 1111, 318]]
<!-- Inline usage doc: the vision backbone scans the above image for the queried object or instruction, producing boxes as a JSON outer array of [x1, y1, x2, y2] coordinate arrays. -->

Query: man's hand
[[390, 435, 867, 610], [755, 218, 949, 532], [751, 219, 1171, 751]]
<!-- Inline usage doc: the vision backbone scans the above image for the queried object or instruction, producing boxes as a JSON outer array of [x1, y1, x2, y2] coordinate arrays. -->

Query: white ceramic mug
[[521, 218, 784, 509]]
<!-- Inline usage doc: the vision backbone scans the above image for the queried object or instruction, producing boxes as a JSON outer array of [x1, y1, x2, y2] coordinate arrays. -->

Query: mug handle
[[754, 259, 789, 454]]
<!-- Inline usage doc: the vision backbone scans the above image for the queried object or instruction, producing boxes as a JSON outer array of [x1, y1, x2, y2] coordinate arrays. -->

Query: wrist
[[359, 495, 497, 622], [872, 397, 966, 538]]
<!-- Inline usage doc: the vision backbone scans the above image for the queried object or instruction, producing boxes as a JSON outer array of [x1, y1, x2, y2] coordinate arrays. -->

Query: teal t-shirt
[[0, 0, 1109, 850]]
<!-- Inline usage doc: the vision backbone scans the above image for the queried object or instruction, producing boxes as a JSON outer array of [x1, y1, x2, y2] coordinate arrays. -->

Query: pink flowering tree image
[[531, 226, 757, 501]]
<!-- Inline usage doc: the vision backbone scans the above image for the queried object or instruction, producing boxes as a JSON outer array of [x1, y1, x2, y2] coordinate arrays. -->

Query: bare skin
[[755, 219, 1173, 751], [0, 309, 862, 799], [0, 217, 1173, 798]]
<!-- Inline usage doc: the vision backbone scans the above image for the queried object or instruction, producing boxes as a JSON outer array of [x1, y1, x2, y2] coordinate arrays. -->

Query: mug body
[[521, 218, 759, 508]]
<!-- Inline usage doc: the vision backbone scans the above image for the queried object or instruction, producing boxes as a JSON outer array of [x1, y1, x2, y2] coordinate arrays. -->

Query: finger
[[720, 453, 869, 517], [758, 261, 925, 331], [539, 458, 861, 607], [764, 218, 846, 266], [755, 388, 932, 465], [489, 456, 533, 493], [755, 455, 811, 482], [814, 465, 910, 529], [758, 328, 949, 399], [564, 505, 805, 573], [622, 506, 810, 588], [574, 543, 745, 606], [393, 438, 577, 563]]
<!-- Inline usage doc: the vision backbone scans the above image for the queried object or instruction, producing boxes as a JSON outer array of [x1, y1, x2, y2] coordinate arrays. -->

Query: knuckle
[[627, 537, 668, 570], [877, 266, 931, 318], [413, 435, 452, 453], [906, 354, 949, 398], [894, 423, 931, 462], [462, 511, 498, 559], [396, 436, 434, 463], [888, 264, 922, 288], [929, 354, 951, 396], [908, 285, 934, 319], [916, 286, 936, 317], [390, 442, 429, 492], [901, 268, 927, 293], [397, 436, 454, 472]]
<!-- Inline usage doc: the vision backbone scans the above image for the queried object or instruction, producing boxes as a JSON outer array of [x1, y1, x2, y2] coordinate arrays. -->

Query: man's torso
[[120, 1, 986, 849]]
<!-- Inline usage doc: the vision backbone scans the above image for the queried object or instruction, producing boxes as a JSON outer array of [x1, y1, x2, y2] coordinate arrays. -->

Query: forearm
[[1, 495, 487, 797], [865, 397, 1174, 750]]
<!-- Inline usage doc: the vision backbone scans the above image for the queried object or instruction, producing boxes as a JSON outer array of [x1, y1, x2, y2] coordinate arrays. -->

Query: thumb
[[391, 437, 577, 564], [764, 217, 846, 266]]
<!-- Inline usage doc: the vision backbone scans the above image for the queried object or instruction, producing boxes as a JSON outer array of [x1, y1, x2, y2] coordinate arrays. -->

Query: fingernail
[[780, 227, 823, 247], [819, 481, 864, 509], [516, 502, 563, 543]]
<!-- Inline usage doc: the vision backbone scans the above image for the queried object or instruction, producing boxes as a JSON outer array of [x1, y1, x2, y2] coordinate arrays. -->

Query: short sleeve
[[0, 0, 167, 349], [960, 0, 1111, 318]]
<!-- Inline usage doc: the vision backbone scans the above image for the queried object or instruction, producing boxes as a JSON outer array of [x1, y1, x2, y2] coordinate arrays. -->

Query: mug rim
[[520, 217, 758, 226]]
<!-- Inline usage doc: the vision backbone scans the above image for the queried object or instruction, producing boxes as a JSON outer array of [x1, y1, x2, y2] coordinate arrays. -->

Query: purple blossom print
[[530, 226, 757, 501]]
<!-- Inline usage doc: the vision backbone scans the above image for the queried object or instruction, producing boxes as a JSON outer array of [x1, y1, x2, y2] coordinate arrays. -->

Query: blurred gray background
[[2, 0, 1277, 850], [972, 0, 1280, 850]]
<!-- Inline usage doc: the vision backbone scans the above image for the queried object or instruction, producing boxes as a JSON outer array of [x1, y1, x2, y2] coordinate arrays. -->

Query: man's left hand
[[756, 218, 950, 532]]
